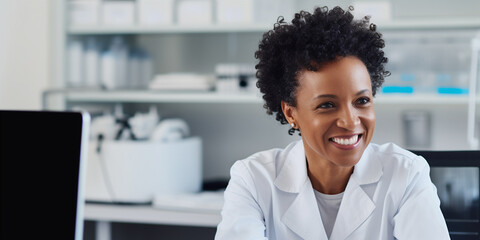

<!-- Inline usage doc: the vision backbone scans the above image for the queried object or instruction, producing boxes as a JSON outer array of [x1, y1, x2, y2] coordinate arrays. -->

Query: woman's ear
[[281, 101, 296, 125]]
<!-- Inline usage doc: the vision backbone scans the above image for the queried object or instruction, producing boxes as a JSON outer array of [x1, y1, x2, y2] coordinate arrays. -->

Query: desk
[[84, 203, 221, 240]]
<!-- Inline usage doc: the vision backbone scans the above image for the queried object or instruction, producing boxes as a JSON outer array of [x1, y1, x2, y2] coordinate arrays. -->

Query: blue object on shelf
[[382, 86, 414, 94], [437, 87, 469, 94]]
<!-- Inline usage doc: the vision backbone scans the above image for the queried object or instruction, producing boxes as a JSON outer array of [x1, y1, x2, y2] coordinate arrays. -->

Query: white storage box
[[177, 0, 212, 25], [85, 137, 202, 203], [101, 1, 136, 26], [69, 0, 100, 26], [216, 0, 253, 24], [137, 0, 174, 25]]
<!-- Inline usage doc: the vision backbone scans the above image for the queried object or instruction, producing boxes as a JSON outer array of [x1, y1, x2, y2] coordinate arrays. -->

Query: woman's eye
[[318, 102, 335, 109], [356, 97, 371, 105]]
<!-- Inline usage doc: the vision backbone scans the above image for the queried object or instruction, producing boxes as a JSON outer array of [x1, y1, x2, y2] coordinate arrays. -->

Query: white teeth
[[332, 135, 359, 145]]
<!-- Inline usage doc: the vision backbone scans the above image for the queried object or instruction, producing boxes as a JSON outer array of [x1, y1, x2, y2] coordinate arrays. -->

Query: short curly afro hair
[[255, 6, 389, 135]]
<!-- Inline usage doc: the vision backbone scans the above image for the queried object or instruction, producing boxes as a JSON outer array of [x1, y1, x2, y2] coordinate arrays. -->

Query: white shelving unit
[[51, 1, 480, 239], [64, 90, 262, 103], [67, 18, 480, 35], [376, 18, 480, 30], [374, 94, 480, 105], [62, 90, 480, 105], [68, 24, 272, 35]]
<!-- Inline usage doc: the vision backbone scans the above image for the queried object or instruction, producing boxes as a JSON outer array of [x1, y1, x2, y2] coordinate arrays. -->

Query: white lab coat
[[215, 140, 450, 240]]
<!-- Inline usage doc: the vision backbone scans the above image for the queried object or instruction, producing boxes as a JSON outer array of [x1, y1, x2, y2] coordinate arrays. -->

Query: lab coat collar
[[351, 144, 383, 185], [274, 140, 308, 193], [275, 141, 382, 240], [275, 141, 328, 238]]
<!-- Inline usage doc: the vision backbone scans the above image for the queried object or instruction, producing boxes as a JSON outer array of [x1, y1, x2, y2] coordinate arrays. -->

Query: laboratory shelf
[[376, 18, 480, 30], [84, 203, 221, 227], [68, 23, 272, 35], [374, 94, 479, 105], [68, 18, 480, 35], [61, 89, 479, 105], [64, 90, 262, 103]]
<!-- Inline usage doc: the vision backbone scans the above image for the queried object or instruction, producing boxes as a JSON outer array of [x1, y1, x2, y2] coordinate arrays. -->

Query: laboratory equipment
[[402, 110, 431, 149], [86, 137, 202, 204]]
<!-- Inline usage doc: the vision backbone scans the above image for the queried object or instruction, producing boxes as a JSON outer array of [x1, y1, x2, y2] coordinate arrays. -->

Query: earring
[[290, 122, 296, 128]]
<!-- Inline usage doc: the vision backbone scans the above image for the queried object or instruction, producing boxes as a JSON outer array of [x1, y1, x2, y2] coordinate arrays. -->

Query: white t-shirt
[[314, 190, 344, 239]]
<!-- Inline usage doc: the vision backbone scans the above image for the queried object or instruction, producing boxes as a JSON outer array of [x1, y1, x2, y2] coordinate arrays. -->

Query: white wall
[[0, 0, 51, 110]]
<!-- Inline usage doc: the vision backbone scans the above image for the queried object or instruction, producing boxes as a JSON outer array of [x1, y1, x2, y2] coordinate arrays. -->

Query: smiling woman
[[283, 56, 376, 195], [215, 6, 450, 240]]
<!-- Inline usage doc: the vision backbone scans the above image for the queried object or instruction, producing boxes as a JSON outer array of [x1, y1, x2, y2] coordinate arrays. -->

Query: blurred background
[[1, 0, 480, 239]]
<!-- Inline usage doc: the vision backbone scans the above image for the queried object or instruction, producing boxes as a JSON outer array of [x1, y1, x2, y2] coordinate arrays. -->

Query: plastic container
[[85, 137, 202, 203]]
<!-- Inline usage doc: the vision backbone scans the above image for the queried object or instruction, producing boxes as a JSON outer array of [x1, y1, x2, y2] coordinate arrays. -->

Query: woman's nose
[[336, 107, 360, 130]]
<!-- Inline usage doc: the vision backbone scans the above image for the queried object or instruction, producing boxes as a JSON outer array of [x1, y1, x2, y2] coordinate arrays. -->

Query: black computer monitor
[[412, 150, 480, 240], [0, 110, 90, 240]]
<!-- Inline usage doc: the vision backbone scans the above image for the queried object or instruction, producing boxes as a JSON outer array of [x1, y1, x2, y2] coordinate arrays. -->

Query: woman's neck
[[306, 157, 354, 195]]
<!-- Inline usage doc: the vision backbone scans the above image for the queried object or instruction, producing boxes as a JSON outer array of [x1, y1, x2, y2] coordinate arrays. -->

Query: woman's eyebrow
[[314, 94, 337, 100], [356, 89, 371, 95], [313, 89, 371, 100]]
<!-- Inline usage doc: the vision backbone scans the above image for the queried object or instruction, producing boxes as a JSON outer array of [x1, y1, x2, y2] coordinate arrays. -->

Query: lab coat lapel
[[329, 146, 382, 240], [281, 181, 327, 240], [275, 141, 328, 239], [329, 176, 375, 240]]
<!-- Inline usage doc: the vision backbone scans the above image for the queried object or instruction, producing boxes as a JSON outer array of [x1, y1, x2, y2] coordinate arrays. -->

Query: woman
[[215, 6, 450, 240]]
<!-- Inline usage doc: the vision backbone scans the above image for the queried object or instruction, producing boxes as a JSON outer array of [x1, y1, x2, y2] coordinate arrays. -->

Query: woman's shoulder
[[230, 140, 301, 180], [368, 142, 420, 159], [367, 142, 429, 179]]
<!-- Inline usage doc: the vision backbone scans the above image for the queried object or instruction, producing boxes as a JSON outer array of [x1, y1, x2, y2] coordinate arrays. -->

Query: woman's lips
[[329, 134, 362, 150]]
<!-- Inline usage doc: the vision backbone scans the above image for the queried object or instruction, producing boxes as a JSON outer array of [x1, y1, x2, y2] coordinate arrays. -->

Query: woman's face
[[283, 56, 375, 168]]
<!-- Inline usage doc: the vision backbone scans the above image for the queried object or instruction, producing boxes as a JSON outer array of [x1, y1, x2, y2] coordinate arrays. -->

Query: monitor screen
[[430, 167, 479, 220], [0, 110, 89, 239], [412, 150, 480, 239]]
